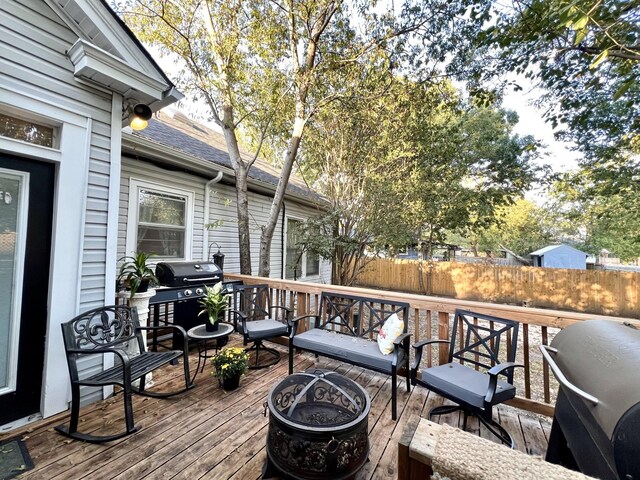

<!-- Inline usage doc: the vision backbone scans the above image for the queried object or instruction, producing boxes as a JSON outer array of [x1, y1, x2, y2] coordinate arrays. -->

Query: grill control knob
[[195, 288, 204, 295], [184, 289, 193, 297]]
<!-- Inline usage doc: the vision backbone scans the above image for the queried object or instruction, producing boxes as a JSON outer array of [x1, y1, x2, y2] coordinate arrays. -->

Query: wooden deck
[[8, 337, 551, 480]]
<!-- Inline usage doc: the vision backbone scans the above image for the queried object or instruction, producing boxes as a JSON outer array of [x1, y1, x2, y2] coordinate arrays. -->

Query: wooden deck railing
[[227, 273, 640, 416]]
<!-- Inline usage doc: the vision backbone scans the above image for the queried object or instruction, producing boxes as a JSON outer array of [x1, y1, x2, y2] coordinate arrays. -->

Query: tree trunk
[[257, 116, 306, 277], [221, 107, 252, 275]]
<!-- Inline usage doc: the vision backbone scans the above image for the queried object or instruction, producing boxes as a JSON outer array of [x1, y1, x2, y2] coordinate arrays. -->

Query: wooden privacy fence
[[354, 258, 640, 319]]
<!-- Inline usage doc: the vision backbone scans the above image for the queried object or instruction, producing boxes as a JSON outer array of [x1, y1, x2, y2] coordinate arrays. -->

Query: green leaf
[[573, 28, 587, 45], [613, 78, 634, 100], [572, 15, 589, 30], [589, 49, 608, 69]]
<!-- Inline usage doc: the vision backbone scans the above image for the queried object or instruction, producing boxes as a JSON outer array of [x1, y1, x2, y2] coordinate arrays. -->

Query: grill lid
[[550, 319, 640, 438], [155, 261, 222, 287], [268, 369, 370, 430]]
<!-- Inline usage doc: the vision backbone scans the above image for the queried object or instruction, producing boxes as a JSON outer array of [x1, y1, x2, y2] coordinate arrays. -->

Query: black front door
[[0, 153, 54, 424]]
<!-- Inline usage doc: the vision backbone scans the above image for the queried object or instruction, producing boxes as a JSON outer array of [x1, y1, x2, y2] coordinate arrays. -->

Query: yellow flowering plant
[[212, 347, 249, 380]]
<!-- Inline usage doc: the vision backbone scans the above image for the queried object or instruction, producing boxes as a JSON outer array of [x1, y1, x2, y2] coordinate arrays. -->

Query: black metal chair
[[411, 309, 522, 447], [56, 305, 193, 443], [231, 284, 291, 369]]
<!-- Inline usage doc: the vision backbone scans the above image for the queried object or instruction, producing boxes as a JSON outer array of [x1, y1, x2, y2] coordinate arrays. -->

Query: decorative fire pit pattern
[[263, 369, 371, 480]]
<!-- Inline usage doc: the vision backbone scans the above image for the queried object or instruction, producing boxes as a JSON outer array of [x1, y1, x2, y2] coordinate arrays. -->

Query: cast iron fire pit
[[263, 369, 371, 480]]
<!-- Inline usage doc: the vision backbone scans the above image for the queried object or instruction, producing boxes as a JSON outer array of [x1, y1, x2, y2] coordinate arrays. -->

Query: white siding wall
[[119, 157, 332, 283], [1, 1, 116, 407]]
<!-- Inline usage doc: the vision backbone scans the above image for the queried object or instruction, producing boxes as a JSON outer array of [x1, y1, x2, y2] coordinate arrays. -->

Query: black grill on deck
[[150, 261, 225, 349], [156, 261, 223, 287], [541, 320, 640, 480]]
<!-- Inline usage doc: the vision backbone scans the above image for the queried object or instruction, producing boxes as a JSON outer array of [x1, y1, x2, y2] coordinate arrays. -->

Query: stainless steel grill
[[540, 320, 640, 480], [155, 261, 222, 287]]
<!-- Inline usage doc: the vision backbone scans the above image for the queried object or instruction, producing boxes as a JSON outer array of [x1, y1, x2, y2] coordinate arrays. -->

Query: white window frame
[[125, 178, 194, 261], [284, 216, 320, 280]]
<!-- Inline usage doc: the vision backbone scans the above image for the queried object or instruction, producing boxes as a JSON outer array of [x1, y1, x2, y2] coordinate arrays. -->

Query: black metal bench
[[289, 291, 411, 419], [55, 305, 193, 443]]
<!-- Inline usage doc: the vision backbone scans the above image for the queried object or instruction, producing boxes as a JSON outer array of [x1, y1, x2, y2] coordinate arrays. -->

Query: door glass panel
[[0, 170, 27, 394]]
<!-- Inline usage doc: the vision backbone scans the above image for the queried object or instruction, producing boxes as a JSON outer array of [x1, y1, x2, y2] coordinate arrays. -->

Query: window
[[285, 217, 320, 279], [127, 180, 193, 259], [0, 113, 55, 147]]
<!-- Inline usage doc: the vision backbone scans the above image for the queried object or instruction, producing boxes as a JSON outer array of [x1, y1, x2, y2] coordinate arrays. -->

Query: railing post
[[438, 311, 449, 365]]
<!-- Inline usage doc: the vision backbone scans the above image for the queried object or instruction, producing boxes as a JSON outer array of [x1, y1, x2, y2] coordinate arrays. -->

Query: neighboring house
[[530, 244, 588, 270], [120, 110, 331, 283], [0, 0, 181, 430]]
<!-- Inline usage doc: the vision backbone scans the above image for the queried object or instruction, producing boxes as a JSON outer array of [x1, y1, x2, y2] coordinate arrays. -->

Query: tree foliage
[[551, 171, 640, 260], [299, 73, 417, 285], [458, 198, 559, 256], [115, 0, 493, 277], [403, 99, 543, 258], [298, 72, 543, 283], [476, 0, 639, 161]]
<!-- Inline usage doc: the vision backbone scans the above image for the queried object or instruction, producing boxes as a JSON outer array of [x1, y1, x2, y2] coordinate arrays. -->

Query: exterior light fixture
[[208, 242, 225, 270], [129, 103, 152, 131]]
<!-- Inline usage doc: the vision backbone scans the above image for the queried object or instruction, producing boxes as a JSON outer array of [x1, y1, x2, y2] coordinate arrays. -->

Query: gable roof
[[530, 244, 587, 256], [123, 110, 326, 206], [46, 0, 182, 115]]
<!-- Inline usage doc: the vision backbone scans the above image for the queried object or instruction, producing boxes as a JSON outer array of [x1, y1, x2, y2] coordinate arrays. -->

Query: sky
[[502, 85, 581, 174]]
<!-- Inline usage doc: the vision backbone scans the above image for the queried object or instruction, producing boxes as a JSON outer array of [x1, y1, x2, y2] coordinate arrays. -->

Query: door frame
[[0, 85, 94, 426]]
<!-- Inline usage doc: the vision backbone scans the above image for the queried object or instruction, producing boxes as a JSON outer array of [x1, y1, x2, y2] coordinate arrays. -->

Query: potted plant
[[198, 282, 228, 331], [212, 347, 249, 390], [118, 252, 158, 297]]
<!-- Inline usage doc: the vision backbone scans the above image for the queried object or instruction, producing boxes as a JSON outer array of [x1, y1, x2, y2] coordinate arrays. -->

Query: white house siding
[[118, 157, 331, 283], [123, 171, 287, 277], [118, 157, 207, 263], [1, 1, 116, 408], [207, 183, 284, 277]]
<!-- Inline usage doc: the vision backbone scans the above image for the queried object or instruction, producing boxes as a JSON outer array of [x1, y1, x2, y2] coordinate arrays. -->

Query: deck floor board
[[6, 336, 550, 479]]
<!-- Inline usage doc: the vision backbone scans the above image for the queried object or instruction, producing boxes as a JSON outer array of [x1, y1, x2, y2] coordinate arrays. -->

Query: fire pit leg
[[261, 456, 281, 480]]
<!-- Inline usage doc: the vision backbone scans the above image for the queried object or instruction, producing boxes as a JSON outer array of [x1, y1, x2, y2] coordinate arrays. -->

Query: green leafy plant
[[198, 282, 228, 326], [212, 347, 249, 380], [118, 252, 158, 297]]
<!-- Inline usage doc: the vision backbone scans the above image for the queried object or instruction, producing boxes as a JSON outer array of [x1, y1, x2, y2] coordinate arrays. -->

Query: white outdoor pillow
[[377, 313, 404, 355]]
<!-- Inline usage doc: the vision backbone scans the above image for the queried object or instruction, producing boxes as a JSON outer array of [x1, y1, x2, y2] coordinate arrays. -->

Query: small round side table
[[187, 322, 234, 382]]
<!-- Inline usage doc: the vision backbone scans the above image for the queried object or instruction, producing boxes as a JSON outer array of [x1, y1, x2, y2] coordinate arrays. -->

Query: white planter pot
[[117, 289, 156, 388]]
